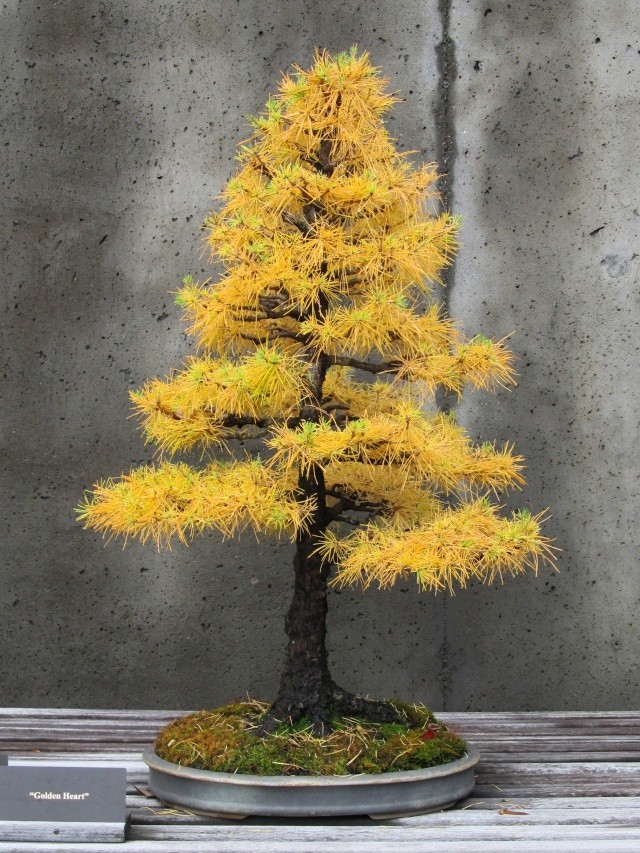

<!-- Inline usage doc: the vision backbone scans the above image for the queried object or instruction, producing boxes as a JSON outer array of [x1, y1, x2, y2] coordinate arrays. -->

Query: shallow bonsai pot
[[143, 744, 479, 819]]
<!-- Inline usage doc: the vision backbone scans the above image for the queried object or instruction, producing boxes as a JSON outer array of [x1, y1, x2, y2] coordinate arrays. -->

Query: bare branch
[[325, 487, 386, 515], [283, 211, 314, 237], [259, 293, 288, 309], [321, 401, 350, 413], [237, 327, 311, 345], [231, 308, 268, 322], [329, 355, 400, 375], [263, 304, 310, 323], [251, 153, 275, 179], [153, 405, 303, 434], [254, 292, 310, 324], [223, 413, 305, 431], [312, 139, 339, 176], [236, 332, 265, 345]]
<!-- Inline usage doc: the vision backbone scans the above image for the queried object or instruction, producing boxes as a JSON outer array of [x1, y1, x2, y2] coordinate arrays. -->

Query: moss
[[155, 699, 468, 776]]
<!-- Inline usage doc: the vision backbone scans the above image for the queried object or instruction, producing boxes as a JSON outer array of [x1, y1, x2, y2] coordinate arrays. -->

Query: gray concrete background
[[1, 0, 638, 711]]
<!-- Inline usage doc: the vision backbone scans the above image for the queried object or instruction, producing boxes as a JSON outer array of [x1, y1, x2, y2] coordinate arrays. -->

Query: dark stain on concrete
[[434, 0, 458, 272], [433, 0, 459, 710], [434, 0, 459, 430]]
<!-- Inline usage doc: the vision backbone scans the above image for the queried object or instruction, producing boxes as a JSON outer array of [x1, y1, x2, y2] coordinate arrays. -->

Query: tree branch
[[260, 302, 310, 323], [329, 355, 400, 375], [310, 139, 339, 176], [253, 291, 311, 324], [251, 153, 275, 180], [258, 293, 289, 310], [153, 404, 302, 433], [223, 413, 306, 431], [237, 326, 311, 345], [325, 488, 386, 515], [321, 401, 350, 413], [282, 211, 314, 237]]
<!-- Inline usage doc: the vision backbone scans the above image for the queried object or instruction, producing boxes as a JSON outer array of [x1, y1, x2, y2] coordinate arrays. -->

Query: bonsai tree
[[79, 49, 554, 733]]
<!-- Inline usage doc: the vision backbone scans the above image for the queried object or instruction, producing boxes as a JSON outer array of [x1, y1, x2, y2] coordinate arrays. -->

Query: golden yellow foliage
[[79, 48, 555, 593], [129, 346, 311, 455], [324, 461, 443, 527], [78, 460, 314, 547], [324, 502, 555, 592], [396, 334, 517, 395], [322, 367, 413, 417], [269, 405, 523, 494]]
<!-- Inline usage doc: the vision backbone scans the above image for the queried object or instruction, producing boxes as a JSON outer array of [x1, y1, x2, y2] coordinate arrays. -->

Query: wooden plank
[[3, 709, 640, 733], [473, 751, 640, 763], [127, 794, 640, 814], [9, 754, 640, 798], [2, 841, 640, 853], [441, 711, 640, 724], [392, 806, 640, 826], [6, 754, 640, 797], [0, 820, 124, 842], [126, 824, 640, 841], [0, 708, 635, 719], [447, 796, 640, 811], [6, 743, 638, 763], [128, 805, 640, 829], [124, 797, 640, 833], [476, 759, 640, 795], [4, 737, 639, 757], [0, 712, 636, 737], [0, 710, 178, 751], [0, 709, 180, 721], [7, 754, 147, 781], [9, 752, 144, 765]]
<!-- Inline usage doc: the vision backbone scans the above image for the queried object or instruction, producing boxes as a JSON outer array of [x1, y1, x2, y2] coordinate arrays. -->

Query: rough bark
[[260, 464, 403, 734], [263, 532, 404, 732], [263, 502, 334, 731]]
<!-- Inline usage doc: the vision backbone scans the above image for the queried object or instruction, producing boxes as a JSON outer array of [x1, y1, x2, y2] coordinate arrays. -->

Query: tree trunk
[[260, 469, 403, 733], [265, 527, 334, 728], [261, 464, 335, 730]]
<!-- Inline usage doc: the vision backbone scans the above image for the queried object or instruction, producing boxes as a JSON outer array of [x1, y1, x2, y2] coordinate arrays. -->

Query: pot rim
[[142, 743, 480, 788]]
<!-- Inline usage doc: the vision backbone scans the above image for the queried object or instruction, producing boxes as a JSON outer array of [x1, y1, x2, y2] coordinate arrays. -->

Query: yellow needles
[[78, 49, 555, 589]]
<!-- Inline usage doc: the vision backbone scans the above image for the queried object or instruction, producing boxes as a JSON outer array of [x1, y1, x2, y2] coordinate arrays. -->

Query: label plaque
[[0, 766, 126, 842]]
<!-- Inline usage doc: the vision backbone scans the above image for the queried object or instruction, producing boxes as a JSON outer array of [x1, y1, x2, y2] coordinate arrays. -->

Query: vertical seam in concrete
[[434, 0, 458, 711], [434, 0, 458, 417], [434, 0, 457, 298]]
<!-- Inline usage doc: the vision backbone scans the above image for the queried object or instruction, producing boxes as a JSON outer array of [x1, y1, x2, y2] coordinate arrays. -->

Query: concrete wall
[[1, 0, 638, 711]]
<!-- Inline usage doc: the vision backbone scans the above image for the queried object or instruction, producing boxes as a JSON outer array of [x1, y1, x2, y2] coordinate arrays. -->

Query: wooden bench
[[1, 709, 639, 851]]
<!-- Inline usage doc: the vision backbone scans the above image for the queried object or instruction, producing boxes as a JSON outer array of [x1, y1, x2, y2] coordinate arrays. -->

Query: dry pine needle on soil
[[155, 699, 468, 776]]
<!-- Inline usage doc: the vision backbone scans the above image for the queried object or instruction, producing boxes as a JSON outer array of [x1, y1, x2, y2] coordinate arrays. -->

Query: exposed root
[[257, 682, 405, 736], [329, 685, 406, 725]]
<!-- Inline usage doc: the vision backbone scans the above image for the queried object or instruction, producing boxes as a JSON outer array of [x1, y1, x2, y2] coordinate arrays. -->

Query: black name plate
[[0, 766, 126, 842]]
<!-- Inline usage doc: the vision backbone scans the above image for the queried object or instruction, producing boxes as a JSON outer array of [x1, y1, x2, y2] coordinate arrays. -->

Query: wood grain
[[0, 709, 638, 851]]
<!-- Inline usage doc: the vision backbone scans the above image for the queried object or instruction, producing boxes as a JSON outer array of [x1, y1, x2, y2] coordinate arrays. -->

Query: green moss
[[154, 699, 468, 776]]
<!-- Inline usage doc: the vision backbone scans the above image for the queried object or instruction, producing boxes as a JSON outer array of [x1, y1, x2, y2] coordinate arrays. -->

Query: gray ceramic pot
[[143, 744, 479, 819]]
